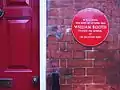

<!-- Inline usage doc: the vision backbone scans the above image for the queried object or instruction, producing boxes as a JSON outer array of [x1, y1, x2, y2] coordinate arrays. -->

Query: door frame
[[40, 0, 46, 90]]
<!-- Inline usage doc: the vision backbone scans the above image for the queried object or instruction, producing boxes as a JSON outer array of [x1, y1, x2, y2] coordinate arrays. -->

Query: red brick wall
[[47, 0, 120, 90]]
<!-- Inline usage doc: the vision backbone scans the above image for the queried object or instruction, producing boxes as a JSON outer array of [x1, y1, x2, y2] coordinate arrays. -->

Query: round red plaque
[[72, 8, 109, 46]]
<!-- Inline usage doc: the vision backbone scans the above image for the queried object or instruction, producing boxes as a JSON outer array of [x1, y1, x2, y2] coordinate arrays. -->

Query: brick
[[48, 1, 57, 8], [86, 85, 109, 90], [112, 17, 120, 23], [105, 61, 120, 74], [58, 3, 71, 8], [74, 3, 85, 11], [59, 68, 72, 76], [87, 50, 116, 61], [60, 0, 73, 5], [87, 68, 105, 75], [47, 35, 56, 42], [110, 34, 119, 48], [85, 46, 93, 50], [74, 0, 85, 3], [108, 41, 119, 50], [60, 85, 72, 90], [67, 76, 92, 84], [106, 62, 120, 84], [53, 0, 73, 8], [47, 60, 51, 68], [64, 19, 72, 25], [103, 50, 118, 61], [48, 8, 59, 16], [50, 50, 60, 58], [94, 60, 112, 68], [112, 20, 120, 26], [95, 42, 108, 50], [47, 59, 59, 68], [87, 51, 97, 59], [60, 77, 66, 84], [59, 7, 75, 18], [84, 3, 95, 9], [73, 43, 85, 51], [57, 18, 64, 25], [74, 68, 85, 75], [68, 60, 93, 67], [67, 43, 74, 51], [110, 27, 118, 34], [105, 34, 113, 42], [46, 68, 53, 74], [47, 50, 51, 58], [59, 42, 66, 51], [73, 51, 85, 59], [60, 59, 66, 67], [48, 18, 57, 25], [59, 51, 73, 59], [94, 60, 105, 67], [112, 8, 120, 17], [93, 76, 106, 83], [73, 85, 85, 90], [47, 42, 59, 50], [47, 25, 57, 35], [62, 34, 74, 42]]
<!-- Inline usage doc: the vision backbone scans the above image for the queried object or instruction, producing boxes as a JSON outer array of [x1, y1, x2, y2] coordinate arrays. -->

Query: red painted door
[[0, 0, 39, 90]]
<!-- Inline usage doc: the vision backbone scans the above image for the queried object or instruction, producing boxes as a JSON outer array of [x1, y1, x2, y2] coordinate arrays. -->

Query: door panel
[[0, 0, 39, 90], [4, 7, 32, 18], [8, 19, 31, 68], [7, 0, 30, 6]]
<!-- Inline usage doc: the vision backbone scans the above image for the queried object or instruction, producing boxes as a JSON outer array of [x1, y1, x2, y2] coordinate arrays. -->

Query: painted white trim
[[40, 0, 46, 90]]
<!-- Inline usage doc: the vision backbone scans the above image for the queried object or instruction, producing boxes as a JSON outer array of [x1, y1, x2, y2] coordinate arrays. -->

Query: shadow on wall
[[47, 26, 64, 40]]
